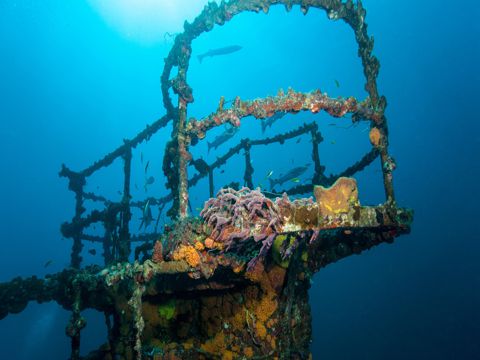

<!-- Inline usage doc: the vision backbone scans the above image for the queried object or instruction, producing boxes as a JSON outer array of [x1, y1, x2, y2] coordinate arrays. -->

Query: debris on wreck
[[0, 1, 412, 359]]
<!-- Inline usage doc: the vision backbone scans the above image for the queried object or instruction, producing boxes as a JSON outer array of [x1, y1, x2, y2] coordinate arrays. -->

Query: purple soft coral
[[200, 187, 284, 269]]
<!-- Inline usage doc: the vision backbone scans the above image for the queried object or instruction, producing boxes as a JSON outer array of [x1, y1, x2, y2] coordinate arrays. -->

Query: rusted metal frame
[[60, 111, 172, 266], [324, 147, 379, 186], [130, 194, 173, 209], [174, 100, 190, 219], [82, 233, 160, 244], [103, 203, 123, 264], [67, 279, 85, 360], [265, 183, 314, 198], [208, 169, 214, 198], [249, 122, 317, 146], [82, 195, 171, 213], [82, 191, 109, 203], [170, 33, 195, 219], [118, 145, 132, 262], [82, 193, 172, 217], [79, 114, 172, 177], [102, 222, 114, 266], [243, 140, 254, 188], [59, 166, 87, 269], [310, 123, 325, 184], [186, 89, 380, 140], [0, 209, 411, 323], [70, 240, 83, 269], [160, 0, 376, 110], [335, 0, 395, 203], [61, 204, 123, 238], [160, 0, 395, 211], [160, 0, 377, 219], [270, 148, 379, 196], [188, 123, 317, 192], [378, 145, 395, 203], [60, 203, 123, 266], [188, 142, 244, 189]]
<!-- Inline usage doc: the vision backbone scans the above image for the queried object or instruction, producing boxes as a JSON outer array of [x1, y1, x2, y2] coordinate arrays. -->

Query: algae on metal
[[0, 1, 413, 359]]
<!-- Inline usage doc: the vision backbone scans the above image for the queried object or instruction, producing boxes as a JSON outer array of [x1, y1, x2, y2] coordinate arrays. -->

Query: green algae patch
[[272, 235, 291, 268], [158, 299, 176, 320]]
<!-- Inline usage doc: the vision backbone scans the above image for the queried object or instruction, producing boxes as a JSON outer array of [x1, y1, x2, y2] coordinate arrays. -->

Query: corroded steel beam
[[186, 89, 382, 141]]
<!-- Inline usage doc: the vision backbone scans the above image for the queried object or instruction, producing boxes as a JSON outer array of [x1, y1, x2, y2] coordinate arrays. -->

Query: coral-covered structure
[[0, 1, 412, 359]]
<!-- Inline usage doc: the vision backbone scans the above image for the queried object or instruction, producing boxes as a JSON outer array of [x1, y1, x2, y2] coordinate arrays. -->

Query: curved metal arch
[[160, 0, 383, 111], [160, 0, 395, 218]]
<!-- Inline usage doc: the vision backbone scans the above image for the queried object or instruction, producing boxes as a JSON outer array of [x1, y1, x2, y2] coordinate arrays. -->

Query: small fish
[[44, 260, 53, 268], [266, 170, 274, 178], [331, 140, 336, 145], [208, 126, 239, 152], [296, 138, 302, 144], [291, 178, 301, 183], [197, 45, 242, 63], [145, 160, 150, 173], [144, 176, 155, 192], [88, 248, 96, 256], [220, 169, 225, 174], [269, 165, 309, 189], [329, 122, 352, 130], [117, 190, 122, 195], [195, 207, 203, 212], [145, 176, 155, 185], [140, 152, 144, 164], [139, 199, 153, 231], [144, 199, 150, 214], [261, 112, 286, 133], [334, 79, 340, 88], [258, 183, 263, 188]]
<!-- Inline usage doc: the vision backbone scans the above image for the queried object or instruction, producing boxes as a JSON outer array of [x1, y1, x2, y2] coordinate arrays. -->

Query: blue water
[[0, 0, 479, 359]]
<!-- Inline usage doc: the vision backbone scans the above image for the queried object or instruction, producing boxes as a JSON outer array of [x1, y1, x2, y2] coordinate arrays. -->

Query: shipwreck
[[0, 1, 412, 359]]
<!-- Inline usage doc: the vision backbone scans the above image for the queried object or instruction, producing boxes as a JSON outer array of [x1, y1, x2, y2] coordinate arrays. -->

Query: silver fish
[[139, 199, 153, 231], [208, 126, 239, 152], [261, 112, 286, 133], [144, 176, 155, 192], [197, 45, 242, 63], [268, 164, 309, 189]]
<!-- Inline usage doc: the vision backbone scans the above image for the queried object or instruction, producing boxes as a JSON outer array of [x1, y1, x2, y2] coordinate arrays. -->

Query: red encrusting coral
[[152, 240, 163, 263]]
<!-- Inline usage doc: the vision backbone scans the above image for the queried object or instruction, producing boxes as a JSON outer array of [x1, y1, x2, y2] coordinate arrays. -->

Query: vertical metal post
[[66, 280, 85, 360], [310, 125, 324, 185], [71, 233, 83, 269], [174, 98, 189, 218], [103, 220, 113, 266], [119, 145, 132, 261], [243, 141, 254, 188], [208, 168, 214, 198], [379, 144, 395, 204], [71, 176, 86, 269]]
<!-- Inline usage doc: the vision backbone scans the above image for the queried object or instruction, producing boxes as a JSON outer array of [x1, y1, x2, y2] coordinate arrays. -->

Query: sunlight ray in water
[[86, 0, 215, 44]]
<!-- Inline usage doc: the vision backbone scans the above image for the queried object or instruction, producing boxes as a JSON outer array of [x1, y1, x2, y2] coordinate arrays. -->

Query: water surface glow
[[87, 0, 213, 44]]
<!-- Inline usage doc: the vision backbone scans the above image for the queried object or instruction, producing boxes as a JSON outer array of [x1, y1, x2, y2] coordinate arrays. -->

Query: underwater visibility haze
[[0, 0, 479, 359]]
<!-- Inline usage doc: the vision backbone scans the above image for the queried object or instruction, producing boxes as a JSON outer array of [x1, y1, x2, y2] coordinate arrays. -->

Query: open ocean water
[[0, 0, 478, 359]]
